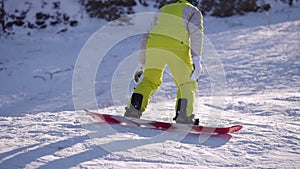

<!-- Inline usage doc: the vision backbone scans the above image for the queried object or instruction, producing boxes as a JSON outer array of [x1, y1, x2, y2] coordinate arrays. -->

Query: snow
[[1, 1, 300, 168]]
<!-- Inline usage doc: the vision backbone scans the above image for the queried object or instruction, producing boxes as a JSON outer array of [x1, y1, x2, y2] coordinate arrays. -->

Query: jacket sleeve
[[183, 6, 204, 58]]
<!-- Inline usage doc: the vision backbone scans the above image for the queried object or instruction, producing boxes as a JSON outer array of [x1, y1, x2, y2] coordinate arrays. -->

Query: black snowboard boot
[[124, 93, 143, 119], [173, 98, 196, 125]]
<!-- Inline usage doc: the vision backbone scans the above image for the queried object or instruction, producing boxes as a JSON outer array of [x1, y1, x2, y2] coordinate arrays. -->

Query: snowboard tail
[[84, 109, 242, 134]]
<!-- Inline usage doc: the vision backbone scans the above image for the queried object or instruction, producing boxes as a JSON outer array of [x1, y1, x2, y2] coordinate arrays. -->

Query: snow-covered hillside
[[0, 1, 300, 168]]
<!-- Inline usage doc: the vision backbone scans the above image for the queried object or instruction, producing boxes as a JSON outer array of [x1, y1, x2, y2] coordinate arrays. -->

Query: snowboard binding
[[173, 98, 199, 125], [124, 93, 143, 119], [124, 106, 142, 119]]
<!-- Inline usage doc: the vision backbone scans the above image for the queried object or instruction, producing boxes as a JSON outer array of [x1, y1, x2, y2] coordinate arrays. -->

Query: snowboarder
[[125, 0, 204, 124]]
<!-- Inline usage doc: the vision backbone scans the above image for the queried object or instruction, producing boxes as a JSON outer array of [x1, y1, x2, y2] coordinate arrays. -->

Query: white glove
[[133, 63, 144, 84], [190, 57, 202, 81]]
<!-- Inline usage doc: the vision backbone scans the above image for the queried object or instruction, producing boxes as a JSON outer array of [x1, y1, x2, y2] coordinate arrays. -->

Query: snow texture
[[0, 1, 300, 168]]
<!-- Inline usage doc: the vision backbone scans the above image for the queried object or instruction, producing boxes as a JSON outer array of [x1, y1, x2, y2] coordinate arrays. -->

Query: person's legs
[[125, 48, 166, 118], [125, 47, 198, 122], [132, 68, 164, 112], [168, 50, 198, 123]]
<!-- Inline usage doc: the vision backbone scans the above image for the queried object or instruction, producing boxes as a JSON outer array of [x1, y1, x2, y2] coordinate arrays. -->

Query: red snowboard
[[84, 109, 242, 134]]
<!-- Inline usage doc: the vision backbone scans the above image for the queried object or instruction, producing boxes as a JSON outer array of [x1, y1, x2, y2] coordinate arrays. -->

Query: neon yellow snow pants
[[132, 47, 197, 116]]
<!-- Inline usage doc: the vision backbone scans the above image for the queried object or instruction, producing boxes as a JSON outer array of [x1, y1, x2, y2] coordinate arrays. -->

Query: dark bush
[[83, 0, 137, 21], [36, 12, 50, 20], [69, 20, 78, 27], [235, 0, 259, 14], [82, 0, 269, 19], [200, 0, 269, 17], [13, 20, 24, 26], [212, 0, 235, 17]]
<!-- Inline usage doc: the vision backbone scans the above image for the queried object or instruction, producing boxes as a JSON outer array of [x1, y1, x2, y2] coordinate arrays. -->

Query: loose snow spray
[[73, 12, 228, 155]]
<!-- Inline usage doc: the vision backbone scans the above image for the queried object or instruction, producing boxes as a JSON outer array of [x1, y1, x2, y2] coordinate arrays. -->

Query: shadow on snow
[[0, 123, 232, 168]]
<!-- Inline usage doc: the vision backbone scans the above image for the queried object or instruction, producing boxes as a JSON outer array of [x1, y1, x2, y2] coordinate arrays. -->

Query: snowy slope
[[1, 1, 300, 169]]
